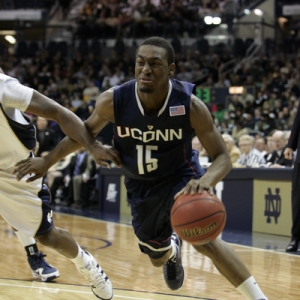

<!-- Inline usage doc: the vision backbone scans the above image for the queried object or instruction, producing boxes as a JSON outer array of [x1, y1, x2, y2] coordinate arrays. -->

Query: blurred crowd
[[74, 0, 252, 39]]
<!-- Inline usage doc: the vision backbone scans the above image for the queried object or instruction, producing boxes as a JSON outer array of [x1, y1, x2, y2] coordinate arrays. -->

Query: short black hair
[[137, 36, 175, 65]]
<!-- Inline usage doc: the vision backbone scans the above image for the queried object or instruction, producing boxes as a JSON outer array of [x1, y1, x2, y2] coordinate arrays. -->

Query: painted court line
[[0, 282, 171, 299]]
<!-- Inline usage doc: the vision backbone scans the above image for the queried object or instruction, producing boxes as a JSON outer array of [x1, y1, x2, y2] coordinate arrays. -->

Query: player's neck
[[139, 90, 168, 115]]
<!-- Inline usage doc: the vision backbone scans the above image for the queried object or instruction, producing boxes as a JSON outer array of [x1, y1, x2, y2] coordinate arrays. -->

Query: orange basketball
[[171, 191, 226, 245]]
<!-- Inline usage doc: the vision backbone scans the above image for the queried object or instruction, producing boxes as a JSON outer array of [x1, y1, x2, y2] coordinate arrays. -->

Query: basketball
[[171, 191, 226, 245]]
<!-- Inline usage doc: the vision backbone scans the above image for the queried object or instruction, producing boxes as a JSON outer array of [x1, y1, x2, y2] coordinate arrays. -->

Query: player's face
[[135, 45, 174, 94]]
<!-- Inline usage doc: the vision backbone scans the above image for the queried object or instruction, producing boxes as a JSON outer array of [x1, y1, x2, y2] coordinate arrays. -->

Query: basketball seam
[[171, 198, 224, 216], [172, 212, 226, 228]]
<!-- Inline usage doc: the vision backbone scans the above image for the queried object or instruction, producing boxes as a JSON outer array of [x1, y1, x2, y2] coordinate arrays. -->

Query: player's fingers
[[16, 165, 39, 180], [108, 156, 121, 167], [97, 160, 111, 169], [26, 175, 41, 182], [14, 159, 29, 167], [106, 151, 121, 167], [174, 189, 184, 200], [13, 166, 29, 180], [198, 186, 214, 195], [16, 171, 31, 181]]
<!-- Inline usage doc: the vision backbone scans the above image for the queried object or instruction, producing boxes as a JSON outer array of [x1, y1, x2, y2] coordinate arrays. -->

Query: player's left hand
[[174, 178, 214, 200]]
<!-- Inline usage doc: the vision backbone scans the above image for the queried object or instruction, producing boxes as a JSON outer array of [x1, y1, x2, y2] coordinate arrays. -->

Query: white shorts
[[0, 169, 53, 237]]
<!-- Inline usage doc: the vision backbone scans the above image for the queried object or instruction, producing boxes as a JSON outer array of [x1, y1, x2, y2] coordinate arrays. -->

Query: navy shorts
[[35, 184, 54, 236], [125, 173, 202, 257]]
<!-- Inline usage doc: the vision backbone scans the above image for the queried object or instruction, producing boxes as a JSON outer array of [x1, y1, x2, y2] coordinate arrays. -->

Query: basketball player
[[0, 68, 120, 299], [14, 37, 268, 299]]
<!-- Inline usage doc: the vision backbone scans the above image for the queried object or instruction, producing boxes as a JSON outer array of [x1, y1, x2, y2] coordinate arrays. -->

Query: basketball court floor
[[0, 206, 300, 299]]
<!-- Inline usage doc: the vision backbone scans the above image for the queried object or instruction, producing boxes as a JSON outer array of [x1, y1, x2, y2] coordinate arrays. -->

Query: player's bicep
[[84, 89, 115, 137], [190, 96, 226, 159], [84, 112, 108, 137], [190, 95, 214, 135], [26, 90, 61, 118]]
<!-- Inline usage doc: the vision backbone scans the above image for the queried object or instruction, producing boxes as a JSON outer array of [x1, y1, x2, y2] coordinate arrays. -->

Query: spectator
[[74, 100, 92, 121], [45, 153, 75, 205], [83, 79, 100, 102], [238, 88, 254, 107], [192, 136, 211, 166], [46, 153, 74, 188], [234, 134, 266, 167], [222, 133, 241, 164], [63, 148, 96, 207], [35, 116, 57, 157], [266, 130, 294, 168], [227, 94, 244, 112], [254, 136, 267, 157]]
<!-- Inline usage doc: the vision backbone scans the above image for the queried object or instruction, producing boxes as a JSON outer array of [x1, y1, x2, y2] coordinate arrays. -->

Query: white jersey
[[0, 74, 52, 237], [0, 73, 34, 170]]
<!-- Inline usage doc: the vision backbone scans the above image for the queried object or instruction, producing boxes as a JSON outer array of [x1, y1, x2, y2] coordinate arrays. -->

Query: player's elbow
[[84, 120, 99, 138]]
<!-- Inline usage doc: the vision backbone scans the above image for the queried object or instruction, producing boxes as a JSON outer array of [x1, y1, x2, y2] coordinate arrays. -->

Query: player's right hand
[[88, 143, 121, 168], [13, 157, 49, 182]]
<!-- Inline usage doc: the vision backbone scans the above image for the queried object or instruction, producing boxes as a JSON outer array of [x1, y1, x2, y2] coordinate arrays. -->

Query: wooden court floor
[[0, 213, 300, 299]]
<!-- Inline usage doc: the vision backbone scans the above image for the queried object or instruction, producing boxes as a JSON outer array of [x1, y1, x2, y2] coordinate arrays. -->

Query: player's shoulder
[[190, 93, 207, 108], [0, 73, 19, 82], [98, 87, 114, 101], [0, 74, 18, 93], [171, 78, 195, 94], [114, 79, 136, 92]]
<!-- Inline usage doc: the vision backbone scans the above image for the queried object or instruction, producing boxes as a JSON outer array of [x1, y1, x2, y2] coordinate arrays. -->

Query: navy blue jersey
[[113, 78, 205, 180]]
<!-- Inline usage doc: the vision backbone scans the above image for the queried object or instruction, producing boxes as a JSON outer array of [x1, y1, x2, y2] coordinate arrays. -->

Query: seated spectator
[[82, 79, 100, 102], [266, 130, 294, 168], [176, 63, 193, 81], [46, 153, 75, 206], [63, 148, 97, 208], [234, 134, 266, 168], [35, 116, 57, 157], [74, 100, 91, 121], [192, 136, 211, 166], [101, 66, 125, 91], [227, 94, 244, 112], [213, 103, 226, 125], [238, 88, 254, 108], [222, 133, 241, 164], [254, 136, 267, 157], [264, 130, 276, 161], [231, 119, 249, 141]]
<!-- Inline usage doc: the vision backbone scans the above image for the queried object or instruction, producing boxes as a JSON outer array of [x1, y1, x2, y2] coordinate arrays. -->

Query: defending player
[[0, 67, 120, 299]]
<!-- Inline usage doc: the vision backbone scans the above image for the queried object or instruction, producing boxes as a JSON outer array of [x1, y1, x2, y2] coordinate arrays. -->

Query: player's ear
[[169, 63, 175, 76]]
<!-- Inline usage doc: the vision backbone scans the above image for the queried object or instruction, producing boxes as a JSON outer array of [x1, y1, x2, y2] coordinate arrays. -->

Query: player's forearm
[[28, 91, 98, 153], [50, 109, 98, 154], [43, 137, 81, 169], [205, 153, 232, 187]]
